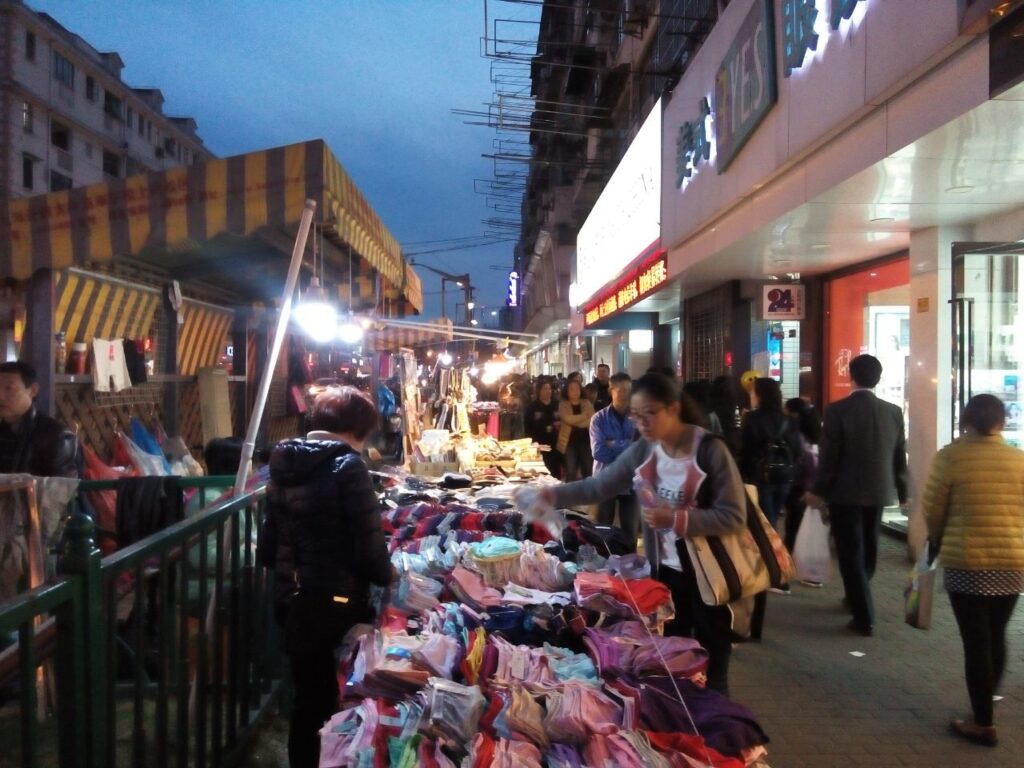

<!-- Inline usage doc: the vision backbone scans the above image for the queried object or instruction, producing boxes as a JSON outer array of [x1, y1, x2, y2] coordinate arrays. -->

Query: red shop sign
[[583, 250, 668, 327]]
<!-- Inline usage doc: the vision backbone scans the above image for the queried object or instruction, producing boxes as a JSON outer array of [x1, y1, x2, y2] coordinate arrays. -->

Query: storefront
[[656, 0, 1024, 544]]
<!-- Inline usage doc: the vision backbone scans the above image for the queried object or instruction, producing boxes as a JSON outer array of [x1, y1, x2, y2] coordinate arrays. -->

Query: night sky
[[32, 0, 536, 321]]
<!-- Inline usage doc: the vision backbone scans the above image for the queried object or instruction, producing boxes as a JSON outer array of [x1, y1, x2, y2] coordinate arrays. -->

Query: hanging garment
[[115, 476, 183, 548], [91, 338, 131, 392], [122, 338, 148, 384]]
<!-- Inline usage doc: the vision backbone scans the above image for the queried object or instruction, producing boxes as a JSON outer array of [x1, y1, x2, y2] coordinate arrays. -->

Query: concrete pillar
[[906, 225, 969, 553]]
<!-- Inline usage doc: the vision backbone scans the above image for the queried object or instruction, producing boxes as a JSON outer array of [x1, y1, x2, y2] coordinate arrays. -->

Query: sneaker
[[768, 585, 791, 595], [950, 719, 997, 747], [800, 580, 824, 588]]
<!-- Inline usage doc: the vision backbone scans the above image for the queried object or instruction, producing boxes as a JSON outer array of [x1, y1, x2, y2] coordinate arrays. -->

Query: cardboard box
[[410, 462, 461, 477]]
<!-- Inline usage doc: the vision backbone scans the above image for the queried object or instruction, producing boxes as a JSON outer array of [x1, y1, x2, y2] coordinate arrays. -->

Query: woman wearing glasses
[[529, 372, 746, 694]]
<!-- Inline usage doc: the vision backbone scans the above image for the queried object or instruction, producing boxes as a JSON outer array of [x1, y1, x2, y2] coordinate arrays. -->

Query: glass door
[[952, 246, 1024, 448]]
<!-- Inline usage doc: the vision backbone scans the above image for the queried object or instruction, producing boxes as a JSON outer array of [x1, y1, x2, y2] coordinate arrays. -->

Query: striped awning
[[366, 318, 453, 352], [55, 271, 160, 344], [177, 301, 233, 376], [0, 140, 421, 313]]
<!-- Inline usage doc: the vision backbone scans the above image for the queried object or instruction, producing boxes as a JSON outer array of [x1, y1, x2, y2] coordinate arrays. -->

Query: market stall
[[0, 139, 422, 468], [317, 470, 772, 767]]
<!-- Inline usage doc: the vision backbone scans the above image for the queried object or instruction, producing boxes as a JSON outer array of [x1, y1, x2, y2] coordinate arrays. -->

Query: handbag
[[685, 485, 796, 607], [904, 542, 937, 630]]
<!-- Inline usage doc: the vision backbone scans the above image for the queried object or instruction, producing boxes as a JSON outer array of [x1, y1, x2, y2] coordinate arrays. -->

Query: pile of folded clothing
[[317, 493, 771, 767]]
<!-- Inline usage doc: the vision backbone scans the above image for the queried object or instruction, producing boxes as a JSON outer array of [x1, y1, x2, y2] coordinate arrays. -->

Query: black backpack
[[756, 418, 795, 486]]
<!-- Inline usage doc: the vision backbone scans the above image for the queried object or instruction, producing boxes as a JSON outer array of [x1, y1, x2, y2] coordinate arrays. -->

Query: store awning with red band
[[0, 139, 422, 313]]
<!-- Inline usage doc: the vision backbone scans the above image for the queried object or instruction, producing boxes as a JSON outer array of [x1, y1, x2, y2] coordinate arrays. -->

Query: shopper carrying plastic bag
[[792, 507, 832, 585], [904, 541, 936, 630]]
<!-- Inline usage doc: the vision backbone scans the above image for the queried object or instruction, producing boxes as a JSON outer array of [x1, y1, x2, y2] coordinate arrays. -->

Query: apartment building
[[515, 0, 722, 372], [0, 0, 212, 199]]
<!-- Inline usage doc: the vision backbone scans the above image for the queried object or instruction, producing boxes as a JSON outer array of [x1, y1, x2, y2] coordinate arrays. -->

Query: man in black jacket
[[806, 354, 909, 637], [0, 361, 79, 477]]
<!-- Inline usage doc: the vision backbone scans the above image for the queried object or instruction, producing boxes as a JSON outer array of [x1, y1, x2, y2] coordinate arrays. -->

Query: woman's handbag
[[685, 485, 796, 606]]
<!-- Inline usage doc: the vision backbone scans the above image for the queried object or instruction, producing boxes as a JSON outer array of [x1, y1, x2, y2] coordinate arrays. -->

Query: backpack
[[755, 418, 795, 486]]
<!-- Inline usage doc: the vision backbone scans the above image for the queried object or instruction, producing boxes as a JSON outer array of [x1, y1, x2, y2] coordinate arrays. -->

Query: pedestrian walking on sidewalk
[[805, 354, 909, 637], [922, 394, 1024, 747]]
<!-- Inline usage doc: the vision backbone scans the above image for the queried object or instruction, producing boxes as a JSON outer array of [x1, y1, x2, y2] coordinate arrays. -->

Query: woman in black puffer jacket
[[258, 387, 393, 768]]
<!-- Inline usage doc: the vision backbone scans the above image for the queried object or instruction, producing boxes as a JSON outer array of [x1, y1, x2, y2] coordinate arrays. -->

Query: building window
[[22, 155, 35, 190], [83, 141, 93, 159], [102, 150, 121, 178], [26, 30, 36, 62], [22, 101, 33, 133], [53, 51, 75, 89], [146, 121, 152, 141], [50, 121, 70, 151], [103, 91, 123, 120], [50, 171, 73, 192], [138, 115, 145, 137], [86, 75, 96, 101], [126, 106, 133, 128]]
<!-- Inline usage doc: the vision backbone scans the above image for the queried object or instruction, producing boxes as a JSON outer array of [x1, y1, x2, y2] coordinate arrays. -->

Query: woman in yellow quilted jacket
[[922, 394, 1024, 747]]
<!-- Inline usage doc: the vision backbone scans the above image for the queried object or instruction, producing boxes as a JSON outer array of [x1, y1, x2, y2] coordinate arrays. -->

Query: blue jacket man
[[589, 372, 639, 548]]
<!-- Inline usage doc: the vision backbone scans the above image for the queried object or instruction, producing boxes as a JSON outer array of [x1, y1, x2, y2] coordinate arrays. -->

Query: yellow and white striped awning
[[0, 140, 422, 313]]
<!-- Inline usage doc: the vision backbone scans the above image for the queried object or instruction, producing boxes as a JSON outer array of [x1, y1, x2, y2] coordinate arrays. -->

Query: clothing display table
[[317, 472, 772, 767]]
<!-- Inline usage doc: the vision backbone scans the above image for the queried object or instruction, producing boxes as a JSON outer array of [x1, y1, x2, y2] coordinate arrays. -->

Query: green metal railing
[[0, 478, 280, 768]]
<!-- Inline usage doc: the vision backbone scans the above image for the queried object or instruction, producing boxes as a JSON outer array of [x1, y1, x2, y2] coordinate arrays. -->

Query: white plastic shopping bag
[[793, 507, 832, 584]]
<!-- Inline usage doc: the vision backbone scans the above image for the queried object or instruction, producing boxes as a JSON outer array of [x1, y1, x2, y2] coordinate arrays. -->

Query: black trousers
[[948, 591, 1020, 727], [659, 565, 734, 696], [829, 504, 882, 627], [283, 593, 362, 768]]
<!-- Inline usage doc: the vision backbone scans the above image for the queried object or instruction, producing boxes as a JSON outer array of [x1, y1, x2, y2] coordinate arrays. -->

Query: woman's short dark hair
[[754, 378, 783, 411], [564, 379, 583, 399], [962, 394, 1005, 436], [309, 386, 378, 440], [632, 373, 708, 428]]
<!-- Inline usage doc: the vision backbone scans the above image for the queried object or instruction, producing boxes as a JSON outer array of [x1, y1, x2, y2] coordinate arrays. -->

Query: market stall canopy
[[366, 318, 454, 352], [0, 140, 422, 313]]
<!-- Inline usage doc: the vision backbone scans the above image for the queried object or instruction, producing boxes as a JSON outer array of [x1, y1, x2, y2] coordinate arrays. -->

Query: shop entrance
[[825, 256, 910, 531], [952, 245, 1024, 448]]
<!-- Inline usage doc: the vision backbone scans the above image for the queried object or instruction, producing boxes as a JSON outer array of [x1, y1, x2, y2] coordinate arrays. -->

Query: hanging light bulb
[[294, 277, 337, 343], [337, 314, 365, 345], [438, 350, 453, 366]]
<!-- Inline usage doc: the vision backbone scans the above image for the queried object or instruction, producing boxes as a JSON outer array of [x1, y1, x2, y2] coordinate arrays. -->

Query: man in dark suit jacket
[[806, 354, 908, 636]]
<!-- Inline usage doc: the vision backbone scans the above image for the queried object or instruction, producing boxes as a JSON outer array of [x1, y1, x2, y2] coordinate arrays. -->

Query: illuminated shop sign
[[507, 270, 519, 307], [761, 284, 806, 320], [584, 251, 668, 327], [714, 0, 777, 172], [675, 97, 714, 189], [782, 0, 868, 77], [576, 99, 662, 306]]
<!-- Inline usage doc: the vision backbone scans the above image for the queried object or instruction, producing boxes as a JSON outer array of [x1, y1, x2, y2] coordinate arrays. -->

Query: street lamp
[[410, 262, 472, 323]]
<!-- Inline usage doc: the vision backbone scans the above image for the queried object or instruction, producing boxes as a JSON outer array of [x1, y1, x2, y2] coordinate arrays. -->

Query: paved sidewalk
[[730, 535, 1024, 767]]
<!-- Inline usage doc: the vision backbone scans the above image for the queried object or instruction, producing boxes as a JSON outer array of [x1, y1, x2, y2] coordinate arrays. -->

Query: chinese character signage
[[583, 251, 668, 327], [675, 97, 713, 189], [781, 0, 820, 77], [714, 0, 777, 172], [761, 284, 805, 320]]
